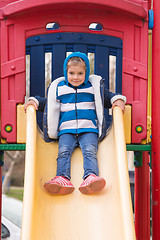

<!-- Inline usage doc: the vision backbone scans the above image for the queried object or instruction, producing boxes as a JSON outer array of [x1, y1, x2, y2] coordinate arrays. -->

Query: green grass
[[6, 188, 24, 201]]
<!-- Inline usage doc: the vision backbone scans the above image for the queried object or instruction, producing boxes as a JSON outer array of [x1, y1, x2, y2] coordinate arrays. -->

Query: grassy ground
[[6, 188, 24, 201]]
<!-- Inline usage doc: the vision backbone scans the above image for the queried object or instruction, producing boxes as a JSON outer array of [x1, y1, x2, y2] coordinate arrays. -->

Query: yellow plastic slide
[[21, 105, 136, 240]]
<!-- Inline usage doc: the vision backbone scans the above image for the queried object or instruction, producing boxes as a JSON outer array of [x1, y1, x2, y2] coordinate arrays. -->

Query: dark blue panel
[[30, 45, 45, 97], [52, 44, 66, 80], [26, 32, 123, 131], [116, 48, 123, 93], [88, 45, 95, 53], [74, 44, 87, 53], [109, 47, 119, 56], [66, 44, 74, 52], [95, 46, 111, 128], [26, 33, 122, 49], [30, 46, 45, 130], [26, 46, 30, 55], [95, 46, 109, 88]]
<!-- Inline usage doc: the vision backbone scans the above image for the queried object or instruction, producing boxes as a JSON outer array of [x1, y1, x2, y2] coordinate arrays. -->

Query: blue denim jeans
[[56, 133, 99, 180]]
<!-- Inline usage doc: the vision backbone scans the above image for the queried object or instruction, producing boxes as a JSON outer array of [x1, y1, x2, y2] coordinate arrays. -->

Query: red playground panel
[[0, 0, 148, 143]]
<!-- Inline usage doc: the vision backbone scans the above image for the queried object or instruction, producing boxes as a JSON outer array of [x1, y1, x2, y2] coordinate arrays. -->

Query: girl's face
[[67, 64, 86, 87]]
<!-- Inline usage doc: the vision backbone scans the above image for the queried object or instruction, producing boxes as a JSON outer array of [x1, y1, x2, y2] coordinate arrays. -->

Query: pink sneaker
[[44, 176, 75, 195], [79, 174, 106, 194]]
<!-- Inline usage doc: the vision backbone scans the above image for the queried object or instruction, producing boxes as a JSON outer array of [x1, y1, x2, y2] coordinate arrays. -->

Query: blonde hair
[[67, 57, 86, 71]]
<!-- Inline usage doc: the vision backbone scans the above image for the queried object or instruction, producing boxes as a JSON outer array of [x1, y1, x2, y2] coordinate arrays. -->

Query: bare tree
[[2, 151, 21, 194]]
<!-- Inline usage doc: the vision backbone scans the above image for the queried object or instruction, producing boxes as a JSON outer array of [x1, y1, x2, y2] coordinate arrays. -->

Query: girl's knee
[[58, 145, 71, 158], [82, 144, 98, 156]]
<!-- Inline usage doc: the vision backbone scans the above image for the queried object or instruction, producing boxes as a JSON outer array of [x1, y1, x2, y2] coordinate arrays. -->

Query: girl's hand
[[112, 99, 125, 112], [24, 100, 38, 113]]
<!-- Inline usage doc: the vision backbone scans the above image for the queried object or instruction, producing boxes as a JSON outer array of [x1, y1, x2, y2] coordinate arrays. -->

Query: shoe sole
[[79, 178, 106, 194], [44, 183, 75, 195]]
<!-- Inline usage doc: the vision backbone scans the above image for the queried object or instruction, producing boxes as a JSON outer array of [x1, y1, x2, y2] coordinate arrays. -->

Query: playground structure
[[0, 0, 159, 239]]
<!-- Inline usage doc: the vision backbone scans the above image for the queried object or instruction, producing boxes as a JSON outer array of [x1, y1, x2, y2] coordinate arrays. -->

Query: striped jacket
[[56, 78, 99, 137], [31, 74, 126, 142]]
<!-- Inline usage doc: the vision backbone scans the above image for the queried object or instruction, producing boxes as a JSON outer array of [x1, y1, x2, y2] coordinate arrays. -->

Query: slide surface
[[21, 106, 136, 240]]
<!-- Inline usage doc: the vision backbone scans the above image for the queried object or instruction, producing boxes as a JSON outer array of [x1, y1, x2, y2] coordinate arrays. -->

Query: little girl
[[25, 52, 126, 195]]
